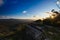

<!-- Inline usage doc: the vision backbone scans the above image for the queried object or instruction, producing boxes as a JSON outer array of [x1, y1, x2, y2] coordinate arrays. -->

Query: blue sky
[[0, 0, 59, 19]]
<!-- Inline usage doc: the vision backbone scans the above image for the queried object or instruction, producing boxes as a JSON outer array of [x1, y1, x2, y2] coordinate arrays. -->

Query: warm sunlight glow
[[32, 12, 54, 20], [40, 12, 56, 19], [45, 12, 57, 19], [32, 15, 43, 20], [51, 16, 54, 19], [41, 12, 52, 19]]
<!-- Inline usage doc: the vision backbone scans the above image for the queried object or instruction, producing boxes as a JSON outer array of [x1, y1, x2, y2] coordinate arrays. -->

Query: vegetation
[[33, 9, 60, 40], [0, 9, 60, 40]]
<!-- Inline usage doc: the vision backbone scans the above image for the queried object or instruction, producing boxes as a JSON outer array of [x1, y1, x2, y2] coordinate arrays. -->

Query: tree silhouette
[[43, 9, 60, 26]]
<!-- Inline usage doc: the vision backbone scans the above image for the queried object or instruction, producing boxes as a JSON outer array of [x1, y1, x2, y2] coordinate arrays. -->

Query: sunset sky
[[0, 0, 59, 19]]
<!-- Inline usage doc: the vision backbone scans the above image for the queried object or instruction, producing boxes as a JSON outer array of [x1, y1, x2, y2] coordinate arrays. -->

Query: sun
[[43, 12, 56, 19]]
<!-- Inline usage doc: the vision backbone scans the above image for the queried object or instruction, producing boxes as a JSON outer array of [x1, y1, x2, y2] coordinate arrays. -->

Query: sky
[[0, 0, 59, 19]]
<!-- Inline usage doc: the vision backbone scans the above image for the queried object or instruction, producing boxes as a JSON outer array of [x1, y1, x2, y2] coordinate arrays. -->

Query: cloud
[[22, 11, 27, 14], [0, 0, 4, 6], [0, 16, 12, 19], [0, 16, 8, 19]]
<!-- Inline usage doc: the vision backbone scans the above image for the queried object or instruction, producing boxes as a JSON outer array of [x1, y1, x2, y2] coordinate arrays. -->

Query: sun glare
[[40, 12, 51, 19], [31, 12, 52, 20], [32, 15, 43, 20], [39, 12, 55, 19]]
